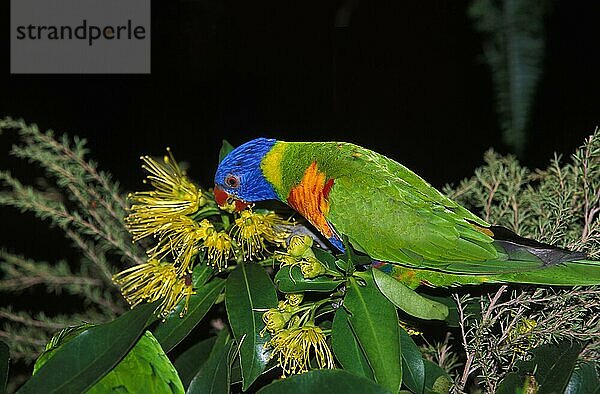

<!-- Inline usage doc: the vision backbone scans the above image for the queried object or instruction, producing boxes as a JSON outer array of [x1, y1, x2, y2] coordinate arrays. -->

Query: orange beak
[[213, 185, 250, 211]]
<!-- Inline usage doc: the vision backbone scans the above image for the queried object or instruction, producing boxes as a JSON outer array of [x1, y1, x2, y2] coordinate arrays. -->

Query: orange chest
[[286, 162, 334, 238]]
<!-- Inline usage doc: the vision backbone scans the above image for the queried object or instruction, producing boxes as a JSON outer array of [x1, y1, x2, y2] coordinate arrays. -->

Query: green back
[[267, 141, 549, 274]]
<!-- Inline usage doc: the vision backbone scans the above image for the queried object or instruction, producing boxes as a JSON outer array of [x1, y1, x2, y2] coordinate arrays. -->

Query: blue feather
[[214, 138, 279, 202]]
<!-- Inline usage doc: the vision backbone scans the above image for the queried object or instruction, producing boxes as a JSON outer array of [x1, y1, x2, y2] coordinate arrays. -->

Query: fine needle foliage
[[445, 129, 600, 392], [1, 117, 599, 394], [0, 118, 141, 353]]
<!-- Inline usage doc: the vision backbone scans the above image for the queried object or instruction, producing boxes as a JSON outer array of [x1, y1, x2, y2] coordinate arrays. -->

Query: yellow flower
[[399, 322, 422, 336], [231, 210, 292, 260], [147, 217, 214, 274], [203, 230, 234, 271], [126, 149, 205, 240], [266, 324, 335, 377], [112, 259, 196, 318], [509, 318, 538, 348]]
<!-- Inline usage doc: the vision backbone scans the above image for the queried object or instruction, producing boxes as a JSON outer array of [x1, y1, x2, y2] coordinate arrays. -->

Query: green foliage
[[399, 327, 425, 394], [152, 275, 225, 353], [257, 369, 390, 394], [447, 129, 600, 392], [469, 0, 549, 155], [331, 307, 373, 379], [2, 120, 600, 393], [373, 267, 448, 321], [225, 263, 278, 390], [186, 329, 233, 394], [20, 303, 157, 393], [0, 117, 141, 366], [344, 272, 402, 392], [497, 341, 582, 394], [173, 336, 217, 389]]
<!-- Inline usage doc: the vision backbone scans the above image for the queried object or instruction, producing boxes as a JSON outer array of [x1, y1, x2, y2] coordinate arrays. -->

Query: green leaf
[[313, 248, 340, 270], [192, 263, 215, 287], [0, 340, 8, 394], [257, 369, 392, 394], [516, 341, 583, 394], [565, 362, 600, 394], [187, 330, 232, 394], [399, 328, 424, 394], [154, 278, 225, 353], [421, 295, 480, 327], [344, 271, 402, 393], [225, 263, 278, 391], [219, 140, 235, 162], [18, 302, 157, 394], [373, 268, 448, 320], [331, 308, 373, 379], [423, 360, 451, 394], [174, 336, 217, 389], [275, 266, 343, 293]]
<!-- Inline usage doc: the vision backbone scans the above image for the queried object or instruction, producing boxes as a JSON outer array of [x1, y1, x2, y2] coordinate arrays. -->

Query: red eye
[[225, 174, 240, 189]]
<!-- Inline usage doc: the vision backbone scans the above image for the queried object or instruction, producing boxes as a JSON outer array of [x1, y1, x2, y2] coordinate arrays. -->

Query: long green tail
[[374, 226, 599, 288]]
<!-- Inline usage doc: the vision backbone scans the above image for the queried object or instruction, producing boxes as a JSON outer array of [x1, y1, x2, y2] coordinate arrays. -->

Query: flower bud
[[300, 257, 327, 279], [263, 308, 291, 333], [285, 293, 304, 307], [287, 235, 313, 258]]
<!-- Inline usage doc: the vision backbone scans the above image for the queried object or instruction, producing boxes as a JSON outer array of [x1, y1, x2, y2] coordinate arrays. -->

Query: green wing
[[320, 143, 544, 275]]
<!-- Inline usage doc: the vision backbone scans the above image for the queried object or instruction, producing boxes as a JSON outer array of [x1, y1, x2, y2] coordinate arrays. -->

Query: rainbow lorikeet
[[214, 138, 599, 287]]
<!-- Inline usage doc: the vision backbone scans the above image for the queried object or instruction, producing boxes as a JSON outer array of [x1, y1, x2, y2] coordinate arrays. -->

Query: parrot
[[33, 325, 184, 393], [213, 138, 600, 287]]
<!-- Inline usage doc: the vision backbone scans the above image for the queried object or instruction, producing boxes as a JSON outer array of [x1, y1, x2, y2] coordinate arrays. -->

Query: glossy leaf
[[344, 271, 402, 393], [399, 328, 425, 394], [0, 340, 8, 394], [154, 278, 225, 353], [192, 263, 214, 287], [174, 336, 217, 389], [423, 360, 451, 394], [373, 268, 448, 321], [331, 308, 373, 379], [257, 369, 391, 394], [187, 330, 232, 394], [275, 265, 343, 293], [219, 140, 235, 162], [225, 263, 278, 390], [18, 302, 157, 394], [313, 248, 338, 269], [515, 341, 583, 394], [565, 362, 600, 394]]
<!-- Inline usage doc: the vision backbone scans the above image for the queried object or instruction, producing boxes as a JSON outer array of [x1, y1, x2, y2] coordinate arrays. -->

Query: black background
[[1, 1, 599, 306]]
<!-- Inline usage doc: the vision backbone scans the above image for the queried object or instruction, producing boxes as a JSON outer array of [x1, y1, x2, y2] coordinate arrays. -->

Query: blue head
[[214, 138, 280, 210]]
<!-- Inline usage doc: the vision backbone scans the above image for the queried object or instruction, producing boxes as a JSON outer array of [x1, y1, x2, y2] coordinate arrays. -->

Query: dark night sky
[[1, 0, 600, 262]]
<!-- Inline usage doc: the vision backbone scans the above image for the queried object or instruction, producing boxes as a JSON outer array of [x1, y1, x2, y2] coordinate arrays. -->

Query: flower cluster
[[113, 259, 195, 317], [231, 210, 290, 260], [262, 293, 335, 377], [113, 149, 293, 318]]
